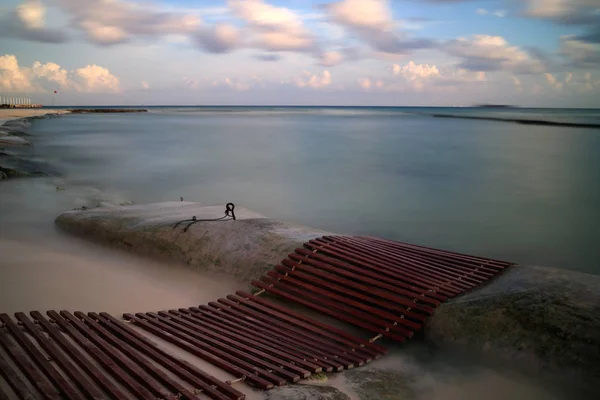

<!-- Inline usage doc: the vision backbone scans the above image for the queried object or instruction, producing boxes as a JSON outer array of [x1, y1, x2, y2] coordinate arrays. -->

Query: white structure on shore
[[1, 96, 33, 107]]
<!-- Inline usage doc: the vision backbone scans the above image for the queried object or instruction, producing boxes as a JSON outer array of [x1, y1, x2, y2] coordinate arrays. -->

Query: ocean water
[[1, 106, 599, 399], [18, 105, 600, 274]]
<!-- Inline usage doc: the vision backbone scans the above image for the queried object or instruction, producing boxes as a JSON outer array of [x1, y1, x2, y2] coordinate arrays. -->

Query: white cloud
[[17, 0, 45, 29], [141, 81, 150, 90], [443, 35, 545, 74], [57, 0, 200, 45], [0, 54, 120, 93], [476, 9, 506, 17], [228, 0, 314, 51], [543, 70, 600, 92], [0, 55, 32, 92], [325, 0, 434, 54], [327, 0, 393, 30], [319, 51, 343, 67], [545, 73, 563, 89], [358, 61, 485, 93], [293, 70, 332, 89]]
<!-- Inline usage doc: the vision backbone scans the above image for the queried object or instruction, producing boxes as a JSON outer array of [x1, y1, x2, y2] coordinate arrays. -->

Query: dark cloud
[[0, 11, 69, 44], [560, 36, 600, 68], [193, 24, 239, 53], [523, 0, 600, 44], [254, 54, 281, 61], [577, 27, 600, 44]]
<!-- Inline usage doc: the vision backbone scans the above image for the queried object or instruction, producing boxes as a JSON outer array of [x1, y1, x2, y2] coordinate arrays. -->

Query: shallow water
[[1, 107, 597, 398], [22, 106, 600, 274]]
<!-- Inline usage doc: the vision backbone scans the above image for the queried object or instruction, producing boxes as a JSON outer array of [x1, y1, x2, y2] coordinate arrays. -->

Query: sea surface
[[10, 105, 600, 274], [1, 106, 599, 399]]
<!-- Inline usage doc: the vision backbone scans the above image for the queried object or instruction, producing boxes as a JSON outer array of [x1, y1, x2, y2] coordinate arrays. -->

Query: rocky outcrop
[[67, 108, 148, 113], [55, 202, 600, 388], [426, 265, 600, 384], [0, 113, 60, 179], [55, 202, 331, 283]]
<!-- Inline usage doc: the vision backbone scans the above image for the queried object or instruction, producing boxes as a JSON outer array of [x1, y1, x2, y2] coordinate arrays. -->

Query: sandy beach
[[0, 108, 68, 125]]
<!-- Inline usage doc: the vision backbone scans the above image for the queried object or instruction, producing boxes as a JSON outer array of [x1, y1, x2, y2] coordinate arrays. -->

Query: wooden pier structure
[[0, 236, 513, 399]]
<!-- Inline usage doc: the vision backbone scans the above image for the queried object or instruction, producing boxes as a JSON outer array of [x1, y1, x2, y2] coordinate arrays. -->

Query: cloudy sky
[[0, 0, 599, 107]]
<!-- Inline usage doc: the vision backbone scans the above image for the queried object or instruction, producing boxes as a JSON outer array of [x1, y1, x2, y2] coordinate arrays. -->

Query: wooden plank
[[146, 313, 310, 382], [14, 313, 105, 400], [29, 312, 127, 400], [0, 314, 81, 400], [329, 237, 486, 285], [214, 299, 364, 367], [358, 236, 511, 267], [313, 238, 474, 292], [310, 238, 466, 292], [252, 279, 406, 342], [178, 308, 327, 372], [281, 258, 434, 316], [47, 311, 156, 399], [0, 386, 9, 400], [123, 313, 276, 390], [225, 295, 376, 362], [292, 249, 445, 304], [235, 291, 387, 355], [73, 312, 201, 400], [349, 237, 499, 276], [0, 344, 39, 400], [187, 307, 342, 373], [266, 271, 418, 335], [202, 302, 353, 368], [93, 312, 242, 400], [304, 242, 460, 297], [164, 310, 322, 374], [275, 264, 428, 323], [230, 293, 384, 357]]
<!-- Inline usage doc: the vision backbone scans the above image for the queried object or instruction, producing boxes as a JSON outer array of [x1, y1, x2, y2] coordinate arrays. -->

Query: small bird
[[180, 197, 184, 202]]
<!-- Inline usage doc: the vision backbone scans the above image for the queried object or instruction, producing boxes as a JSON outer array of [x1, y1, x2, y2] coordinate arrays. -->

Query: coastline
[[0, 109, 69, 180], [1, 109, 598, 399], [0, 108, 147, 180]]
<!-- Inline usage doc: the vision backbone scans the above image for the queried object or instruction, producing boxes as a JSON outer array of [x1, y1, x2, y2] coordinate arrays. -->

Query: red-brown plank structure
[[252, 236, 513, 342], [0, 236, 513, 399]]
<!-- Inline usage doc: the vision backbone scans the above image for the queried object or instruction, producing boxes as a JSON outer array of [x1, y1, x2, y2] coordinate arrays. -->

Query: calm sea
[[8, 106, 600, 274]]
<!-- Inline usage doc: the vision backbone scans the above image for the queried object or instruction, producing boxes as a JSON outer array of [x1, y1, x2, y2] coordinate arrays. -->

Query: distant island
[[475, 104, 519, 108]]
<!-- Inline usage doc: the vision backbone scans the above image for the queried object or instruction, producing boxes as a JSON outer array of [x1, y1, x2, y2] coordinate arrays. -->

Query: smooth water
[[1, 107, 599, 399], [22, 106, 600, 274]]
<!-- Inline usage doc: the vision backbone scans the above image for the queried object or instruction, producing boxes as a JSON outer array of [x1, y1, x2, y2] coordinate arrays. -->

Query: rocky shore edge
[[0, 108, 149, 180]]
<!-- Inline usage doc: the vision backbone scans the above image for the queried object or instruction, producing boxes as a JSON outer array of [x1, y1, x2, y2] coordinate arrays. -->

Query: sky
[[0, 0, 599, 107]]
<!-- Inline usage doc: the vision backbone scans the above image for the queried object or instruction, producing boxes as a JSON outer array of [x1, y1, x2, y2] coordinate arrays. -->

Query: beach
[[0, 109, 68, 125], [1, 107, 599, 399]]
